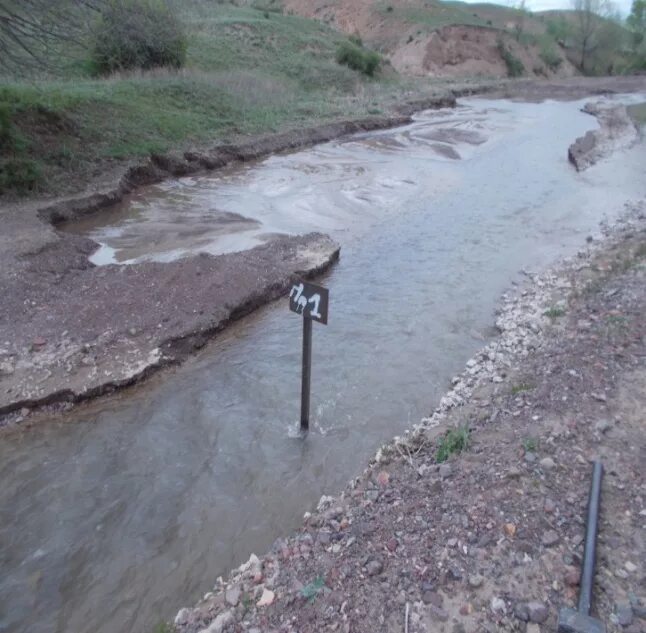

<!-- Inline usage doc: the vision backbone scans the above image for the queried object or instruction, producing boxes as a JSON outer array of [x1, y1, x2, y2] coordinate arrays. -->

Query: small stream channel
[[1, 96, 645, 633]]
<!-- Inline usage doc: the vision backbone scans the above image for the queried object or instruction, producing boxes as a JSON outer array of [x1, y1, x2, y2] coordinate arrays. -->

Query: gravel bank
[[174, 203, 646, 633]]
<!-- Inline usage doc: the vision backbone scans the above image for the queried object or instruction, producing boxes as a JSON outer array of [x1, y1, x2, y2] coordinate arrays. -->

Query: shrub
[[90, 0, 187, 75], [497, 39, 524, 77], [0, 103, 13, 153], [336, 41, 381, 76], [539, 44, 562, 70], [0, 158, 42, 194]]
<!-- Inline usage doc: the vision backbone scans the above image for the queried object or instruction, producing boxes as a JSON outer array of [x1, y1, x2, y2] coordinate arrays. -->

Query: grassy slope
[[0, 2, 421, 198]]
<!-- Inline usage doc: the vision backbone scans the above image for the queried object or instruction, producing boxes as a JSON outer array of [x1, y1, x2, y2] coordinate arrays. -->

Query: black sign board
[[289, 280, 329, 325]]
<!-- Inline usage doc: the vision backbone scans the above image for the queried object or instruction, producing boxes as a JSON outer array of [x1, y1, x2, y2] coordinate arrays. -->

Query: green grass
[[543, 306, 566, 319], [0, 2, 414, 197], [436, 426, 470, 463], [627, 103, 646, 127], [522, 437, 538, 452]]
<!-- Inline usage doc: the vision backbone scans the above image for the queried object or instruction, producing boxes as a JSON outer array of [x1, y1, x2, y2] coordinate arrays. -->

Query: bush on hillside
[[497, 39, 525, 77], [90, 0, 187, 75], [539, 44, 562, 70], [336, 41, 381, 76]]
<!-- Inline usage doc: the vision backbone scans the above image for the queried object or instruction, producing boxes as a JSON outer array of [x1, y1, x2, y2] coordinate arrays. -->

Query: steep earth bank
[[283, 0, 576, 78], [568, 101, 640, 171], [173, 203, 646, 633]]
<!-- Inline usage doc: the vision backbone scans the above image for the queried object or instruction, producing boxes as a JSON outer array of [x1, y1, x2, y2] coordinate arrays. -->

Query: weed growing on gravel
[[151, 623, 174, 633], [301, 576, 325, 602], [511, 382, 534, 394], [522, 437, 538, 452], [436, 426, 469, 463], [543, 306, 566, 319]]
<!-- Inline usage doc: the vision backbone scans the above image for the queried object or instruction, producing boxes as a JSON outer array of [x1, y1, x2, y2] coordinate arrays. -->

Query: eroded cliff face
[[284, 0, 576, 79], [391, 25, 577, 78]]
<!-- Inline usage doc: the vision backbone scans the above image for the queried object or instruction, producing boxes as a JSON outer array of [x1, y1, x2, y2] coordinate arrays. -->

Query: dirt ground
[[174, 205, 646, 633]]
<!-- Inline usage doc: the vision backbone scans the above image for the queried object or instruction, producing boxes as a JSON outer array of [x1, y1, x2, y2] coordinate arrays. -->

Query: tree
[[0, 1, 102, 74], [627, 0, 645, 45], [570, 0, 613, 72], [627, 0, 646, 68], [513, 0, 529, 42]]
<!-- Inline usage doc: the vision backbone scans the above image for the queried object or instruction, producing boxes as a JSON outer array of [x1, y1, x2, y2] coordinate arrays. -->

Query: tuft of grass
[[522, 437, 538, 453], [543, 306, 566, 319], [511, 382, 534, 395], [436, 426, 470, 463], [151, 623, 174, 633]]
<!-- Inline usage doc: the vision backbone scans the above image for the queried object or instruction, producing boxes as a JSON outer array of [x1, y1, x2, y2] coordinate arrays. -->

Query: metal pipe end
[[558, 607, 606, 633]]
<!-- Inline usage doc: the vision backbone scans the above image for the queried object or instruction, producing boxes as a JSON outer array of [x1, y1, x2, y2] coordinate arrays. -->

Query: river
[[1, 96, 645, 633]]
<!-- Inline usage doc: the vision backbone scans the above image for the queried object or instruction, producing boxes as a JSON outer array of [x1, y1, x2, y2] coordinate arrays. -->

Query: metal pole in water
[[300, 316, 313, 432]]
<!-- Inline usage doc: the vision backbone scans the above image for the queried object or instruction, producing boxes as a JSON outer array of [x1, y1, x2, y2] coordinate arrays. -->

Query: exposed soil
[[0, 232, 339, 420], [568, 101, 640, 171], [392, 25, 577, 79], [284, 0, 576, 78], [174, 204, 646, 633]]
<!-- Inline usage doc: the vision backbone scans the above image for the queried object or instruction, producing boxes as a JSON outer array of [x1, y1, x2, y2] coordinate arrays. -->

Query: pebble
[[174, 608, 190, 626], [514, 602, 530, 621], [525, 452, 537, 463], [429, 605, 449, 622], [439, 464, 452, 479], [422, 591, 443, 608], [542, 530, 560, 547], [256, 588, 275, 607], [468, 574, 484, 589], [564, 566, 581, 586], [491, 597, 506, 614], [616, 602, 633, 626], [366, 559, 383, 576], [595, 419, 612, 433], [200, 610, 234, 633], [624, 561, 637, 573], [527, 601, 549, 623], [544, 498, 556, 513], [225, 585, 241, 607], [526, 625, 541, 633], [539, 457, 556, 470]]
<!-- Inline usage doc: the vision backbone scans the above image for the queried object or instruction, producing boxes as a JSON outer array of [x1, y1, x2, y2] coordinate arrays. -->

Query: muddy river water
[[1, 97, 645, 633]]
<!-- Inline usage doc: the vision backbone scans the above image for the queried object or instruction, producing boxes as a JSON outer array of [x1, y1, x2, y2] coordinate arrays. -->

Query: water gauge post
[[289, 280, 329, 432]]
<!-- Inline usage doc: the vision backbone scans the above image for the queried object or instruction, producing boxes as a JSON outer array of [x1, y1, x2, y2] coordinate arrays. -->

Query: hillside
[[283, 0, 579, 77], [0, 1, 425, 198]]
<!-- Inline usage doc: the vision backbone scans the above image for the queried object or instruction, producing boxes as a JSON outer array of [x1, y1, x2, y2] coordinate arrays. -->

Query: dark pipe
[[579, 460, 604, 616]]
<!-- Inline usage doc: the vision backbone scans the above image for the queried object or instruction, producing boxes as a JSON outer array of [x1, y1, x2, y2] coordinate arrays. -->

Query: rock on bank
[[0, 233, 339, 419]]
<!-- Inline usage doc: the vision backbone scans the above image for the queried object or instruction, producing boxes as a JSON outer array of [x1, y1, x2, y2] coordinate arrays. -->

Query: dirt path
[[174, 205, 646, 633]]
